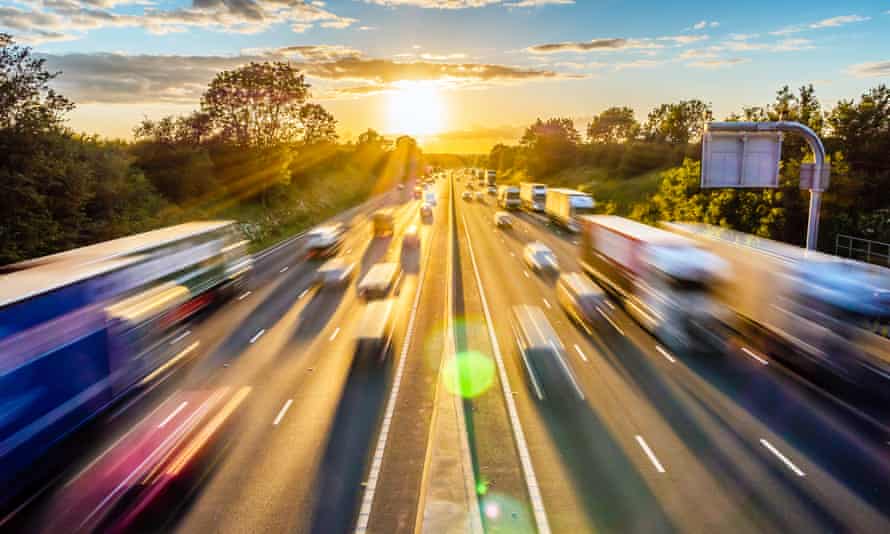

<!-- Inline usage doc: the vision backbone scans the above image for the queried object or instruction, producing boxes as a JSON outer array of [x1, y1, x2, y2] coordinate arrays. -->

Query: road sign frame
[[701, 131, 783, 189]]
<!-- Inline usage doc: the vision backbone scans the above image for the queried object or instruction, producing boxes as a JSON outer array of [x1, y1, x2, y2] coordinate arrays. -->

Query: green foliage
[[586, 106, 640, 144], [643, 99, 712, 145], [0, 33, 73, 134], [519, 117, 580, 177]]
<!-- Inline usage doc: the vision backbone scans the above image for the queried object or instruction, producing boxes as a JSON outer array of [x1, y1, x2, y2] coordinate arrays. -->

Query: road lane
[[463, 193, 890, 532]]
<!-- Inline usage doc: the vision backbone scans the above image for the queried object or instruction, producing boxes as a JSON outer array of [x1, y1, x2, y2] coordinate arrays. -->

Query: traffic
[[2, 169, 890, 533]]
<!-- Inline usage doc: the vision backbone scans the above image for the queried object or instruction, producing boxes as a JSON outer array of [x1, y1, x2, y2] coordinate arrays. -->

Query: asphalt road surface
[[7, 175, 890, 534]]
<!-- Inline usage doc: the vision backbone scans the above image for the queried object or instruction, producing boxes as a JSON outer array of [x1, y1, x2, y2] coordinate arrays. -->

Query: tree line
[[0, 34, 422, 264], [490, 85, 890, 249]]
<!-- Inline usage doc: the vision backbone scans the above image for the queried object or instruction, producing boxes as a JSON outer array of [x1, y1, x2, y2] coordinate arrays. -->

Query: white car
[[357, 262, 400, 299], [494, 212, 513, 228], [423, 191, 437, 206], [462, 191, 472, 201], [316, 258, 356, 287], [523, 242, 559, 274], [487, 185, 497, 195], [474, 191, 484, 202]]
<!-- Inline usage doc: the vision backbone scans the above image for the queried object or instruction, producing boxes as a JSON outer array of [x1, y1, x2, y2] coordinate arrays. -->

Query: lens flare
[[442, 350, 495, 398]]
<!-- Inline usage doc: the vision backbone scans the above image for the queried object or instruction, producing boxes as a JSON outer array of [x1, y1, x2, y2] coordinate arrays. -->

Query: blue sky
[[2, 0, 889, 151]]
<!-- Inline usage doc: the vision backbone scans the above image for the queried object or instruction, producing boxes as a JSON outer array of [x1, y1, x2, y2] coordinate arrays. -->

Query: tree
[[643, 99, 712, 144], [488, 143, 517, 172], [300, 103, 338, 145], [201, 61, 311, 147], [520, 117, 580, 177], [0, 33, 73, 133], [586, 106, 640, 144]]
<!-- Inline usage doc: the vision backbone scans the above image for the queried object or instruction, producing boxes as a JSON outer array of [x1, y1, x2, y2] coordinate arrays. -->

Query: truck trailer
[[667, 222, 890, 399], [545, 188, 595, 232], [579, 215, 725, 350], [519, 182, 547, 212]]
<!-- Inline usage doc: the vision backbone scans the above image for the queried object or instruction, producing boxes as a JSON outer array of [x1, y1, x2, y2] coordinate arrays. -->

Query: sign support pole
[[706, 121, 828, 250]]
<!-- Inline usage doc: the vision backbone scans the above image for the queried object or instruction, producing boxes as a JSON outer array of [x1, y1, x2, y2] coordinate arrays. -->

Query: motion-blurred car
[[372, 209, 395, 237], [403, 224, 421, 249], [304, 224, 345, 258], [423, 190, 437, 206], [357, 262, 400, 299], [487, 185, 497, 195], [556, 272, 607, 331], [413, 186, 423, 199], [474, 191, 484, 202], [494, 211, 513, 228], [510, 305, 584, 402], [462, 191, 472, 201], [316, 258, 357, 287], [355, 299, 395, 361], [420, 203, 433, 222], [397, 183, 405, 190], [523, 242, 559, 274]]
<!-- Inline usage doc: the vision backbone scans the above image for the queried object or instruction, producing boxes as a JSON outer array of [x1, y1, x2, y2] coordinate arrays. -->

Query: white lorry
[[579, 215, 726, 350], [519, 182, 547, 212], [497, 185, 521, 210], [667, 222, 890, 398], [545, 188, 595, 233]]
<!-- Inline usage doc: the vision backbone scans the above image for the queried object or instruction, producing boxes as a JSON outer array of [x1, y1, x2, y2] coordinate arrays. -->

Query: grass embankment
[[214, 165, 378, 253], [500, 166, 664, 215]]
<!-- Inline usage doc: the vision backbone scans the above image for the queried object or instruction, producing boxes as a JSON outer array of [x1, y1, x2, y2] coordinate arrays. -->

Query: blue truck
[[0, 221, 251, 508]]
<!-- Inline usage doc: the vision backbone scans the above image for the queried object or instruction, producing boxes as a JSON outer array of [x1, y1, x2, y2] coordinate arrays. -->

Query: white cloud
[[0, 0, 360, 43], [728, 33, 759, 41], [691, 20, 719, 30], [658, 34, 709, 45], [771, 13, 871, 35], [679, 49, 717, 59], [847, 60, 890, 78], [614, 59, 662, 70], [686, 57, 750, 69], [809, 14, 870, 29]]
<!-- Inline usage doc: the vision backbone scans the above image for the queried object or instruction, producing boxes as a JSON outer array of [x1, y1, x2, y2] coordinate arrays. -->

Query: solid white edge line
[[742, 347, 769, 365], [655, 345, 676, 363], [158, 401, 188, 429], [329, 327, 340, 341], [249, 329, 265, 344], [273, 399, 293, 426], [635, 435, 666, 473], [462, 213, 552, 534], [760, 438, 805, 476], [237, 291, 252, 301], [574, 344, 589, 362], [354, 198, 435, 534]]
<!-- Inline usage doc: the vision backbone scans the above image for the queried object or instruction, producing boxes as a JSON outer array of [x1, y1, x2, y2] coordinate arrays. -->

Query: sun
[[386, 81, 445, 137]]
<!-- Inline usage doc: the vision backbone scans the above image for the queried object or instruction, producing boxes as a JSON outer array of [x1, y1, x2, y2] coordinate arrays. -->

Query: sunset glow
[[386, 81, 445, 137]]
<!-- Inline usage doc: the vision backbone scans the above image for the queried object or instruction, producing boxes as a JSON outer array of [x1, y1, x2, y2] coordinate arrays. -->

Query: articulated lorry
[[519, 182, 547, 212], [579, 215, 726, 350], [545, 188, 595, 232], [667, 222, 890, 399]]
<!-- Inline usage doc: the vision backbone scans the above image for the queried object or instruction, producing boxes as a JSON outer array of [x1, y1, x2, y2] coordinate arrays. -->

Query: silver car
[[316, 258, 356, 287], [523, 242, 559, 274]]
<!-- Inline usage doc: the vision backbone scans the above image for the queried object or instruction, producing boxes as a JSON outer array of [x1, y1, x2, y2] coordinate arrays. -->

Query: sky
[[2, 0, 889, 152]]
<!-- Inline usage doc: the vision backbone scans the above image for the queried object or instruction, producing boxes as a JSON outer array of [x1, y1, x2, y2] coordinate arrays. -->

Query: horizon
[[3, 0, 889, 153]]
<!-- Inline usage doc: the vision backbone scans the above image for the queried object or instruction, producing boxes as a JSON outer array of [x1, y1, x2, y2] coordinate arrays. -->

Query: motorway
[[7, 174, 890, 533]]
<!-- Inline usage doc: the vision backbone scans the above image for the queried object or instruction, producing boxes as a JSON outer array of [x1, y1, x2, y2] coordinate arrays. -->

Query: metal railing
[[835, 234, 890, 267]]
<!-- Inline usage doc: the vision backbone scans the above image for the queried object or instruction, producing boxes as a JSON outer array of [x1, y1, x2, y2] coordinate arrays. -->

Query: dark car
[[556, 272, 607, 332], [510, 305, 584, 403]]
